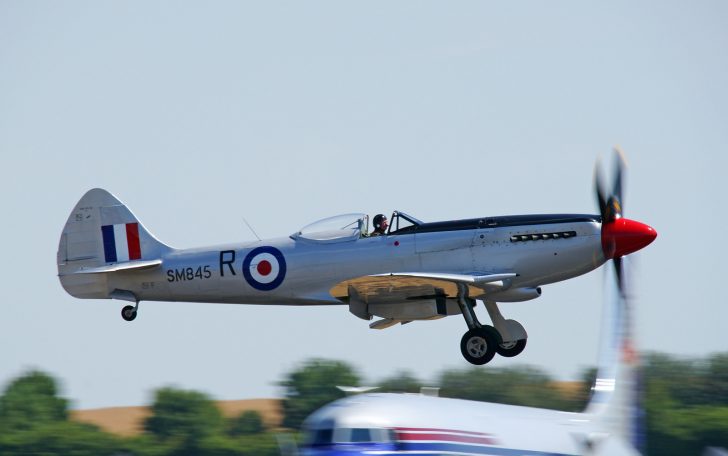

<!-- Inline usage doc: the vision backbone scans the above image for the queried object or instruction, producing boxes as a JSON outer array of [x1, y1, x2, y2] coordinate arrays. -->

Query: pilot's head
[[373, 214, 388, 232]]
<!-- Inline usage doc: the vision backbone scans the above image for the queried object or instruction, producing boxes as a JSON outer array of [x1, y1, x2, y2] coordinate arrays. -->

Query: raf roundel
[[242, 246, 287, 291]]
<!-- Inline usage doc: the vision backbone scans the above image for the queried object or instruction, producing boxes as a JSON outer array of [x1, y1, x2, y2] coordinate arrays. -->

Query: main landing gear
[[456, 284, 528, 365]]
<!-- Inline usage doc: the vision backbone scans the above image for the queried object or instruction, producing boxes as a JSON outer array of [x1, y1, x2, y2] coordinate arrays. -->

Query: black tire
[[496, 339, 527, 358], [121, 305, 137, 322], [460, 327, 497, 365]]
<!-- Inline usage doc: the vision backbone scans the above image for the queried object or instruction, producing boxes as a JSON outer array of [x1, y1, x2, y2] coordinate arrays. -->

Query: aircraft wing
[[330, 271, 517, 303]]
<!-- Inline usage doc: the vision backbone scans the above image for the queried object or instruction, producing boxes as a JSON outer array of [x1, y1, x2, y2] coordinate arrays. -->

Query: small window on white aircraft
[[374, 428, 396, 442], [333, 427, 391, 443], [350, 428, 371, 442], [308, 428, 334, 445]]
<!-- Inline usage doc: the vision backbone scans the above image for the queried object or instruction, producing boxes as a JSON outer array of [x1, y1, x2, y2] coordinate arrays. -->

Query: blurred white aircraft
[[299, 258, 643, 456], [57, 149, 655, 364]]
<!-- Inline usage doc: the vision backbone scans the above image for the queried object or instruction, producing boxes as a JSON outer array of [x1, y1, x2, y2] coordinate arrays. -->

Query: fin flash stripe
[[101, 223, 141, 263]]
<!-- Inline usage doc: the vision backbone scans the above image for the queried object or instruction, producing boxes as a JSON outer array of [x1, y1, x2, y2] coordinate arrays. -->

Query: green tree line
[[1, 353, 726, 455]]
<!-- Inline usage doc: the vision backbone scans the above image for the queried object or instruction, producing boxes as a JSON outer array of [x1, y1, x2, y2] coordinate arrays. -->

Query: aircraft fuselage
[[63, 214, 605, 306]]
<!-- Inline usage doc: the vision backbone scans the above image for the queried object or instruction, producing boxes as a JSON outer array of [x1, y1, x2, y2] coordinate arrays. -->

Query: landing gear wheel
[[121, 305, 137, 322], [460, 327, 498, 365], [496, 339, 527, 358]]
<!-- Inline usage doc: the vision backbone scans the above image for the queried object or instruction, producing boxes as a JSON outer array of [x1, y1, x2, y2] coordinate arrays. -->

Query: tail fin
[[583, 258, 643, 454], [57, 188, 171, 299]]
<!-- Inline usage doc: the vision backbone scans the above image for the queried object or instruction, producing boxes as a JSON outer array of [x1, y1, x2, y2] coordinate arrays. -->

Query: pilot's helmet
[[373, 214, 387, 230]]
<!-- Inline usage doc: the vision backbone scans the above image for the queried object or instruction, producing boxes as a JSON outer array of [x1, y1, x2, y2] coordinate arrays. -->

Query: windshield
[[388, 211, 423, 235], [292, 213, 368, 242], [304, 427, 395, 446]]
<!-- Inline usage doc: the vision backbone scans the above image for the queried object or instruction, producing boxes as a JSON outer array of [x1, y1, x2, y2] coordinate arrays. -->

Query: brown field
[[549, 381, 586, 400], [71, 398, 282, 437]]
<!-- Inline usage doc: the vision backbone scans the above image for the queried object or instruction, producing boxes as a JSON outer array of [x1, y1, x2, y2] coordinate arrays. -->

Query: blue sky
[[1, 1, 726, 409]]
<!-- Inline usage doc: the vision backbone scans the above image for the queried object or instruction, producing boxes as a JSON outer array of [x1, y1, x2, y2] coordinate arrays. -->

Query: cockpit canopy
[[291, 211, 423, 243], [291, 213, 369, 243], [303, 425, 395, 446], [301, 395, 402, 449]]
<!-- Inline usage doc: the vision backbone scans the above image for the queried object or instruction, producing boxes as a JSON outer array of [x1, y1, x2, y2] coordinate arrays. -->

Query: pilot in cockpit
[[370, 214, 388, 236]]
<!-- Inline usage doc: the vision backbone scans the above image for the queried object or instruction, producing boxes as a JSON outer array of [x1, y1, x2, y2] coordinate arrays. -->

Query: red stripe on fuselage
[[395, 427, 496, 445], [126, 223, 141, 260], [397, 432, 496, 445]]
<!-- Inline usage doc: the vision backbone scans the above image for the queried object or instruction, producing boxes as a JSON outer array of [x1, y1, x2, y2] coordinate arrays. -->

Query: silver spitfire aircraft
[[57, 150, 656, 365]]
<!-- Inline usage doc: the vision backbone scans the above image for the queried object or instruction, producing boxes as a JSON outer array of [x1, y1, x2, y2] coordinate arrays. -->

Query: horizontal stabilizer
[[62, 259, 162, 275]]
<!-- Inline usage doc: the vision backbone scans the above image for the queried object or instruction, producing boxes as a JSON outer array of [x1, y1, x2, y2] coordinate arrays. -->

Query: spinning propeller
[[594, 147, 657, 292]]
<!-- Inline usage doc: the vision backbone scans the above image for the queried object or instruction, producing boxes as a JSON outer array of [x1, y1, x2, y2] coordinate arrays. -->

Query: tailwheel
[[460, 326, 499, 365], [496, 339, 527, 358], [121, 305, 137, 322]]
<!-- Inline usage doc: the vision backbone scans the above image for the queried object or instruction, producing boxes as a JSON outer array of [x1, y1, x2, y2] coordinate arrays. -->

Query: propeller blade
[[594, 148, 627, 224], [594, 158, 608, 220], [613, 256, 624, 296], [611, 146, 627, 219], [605, 196, 620, 223]]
